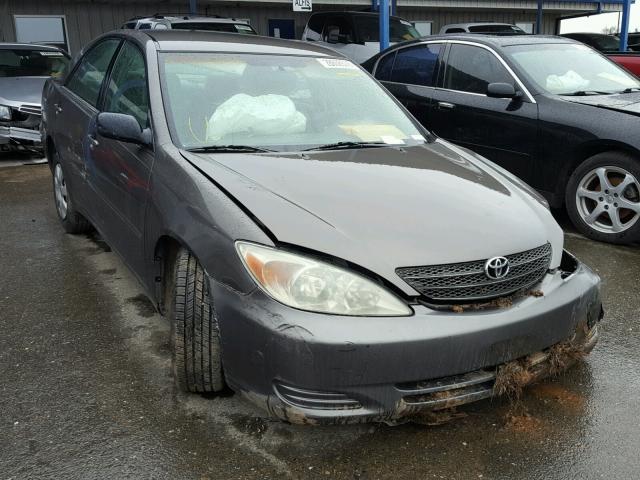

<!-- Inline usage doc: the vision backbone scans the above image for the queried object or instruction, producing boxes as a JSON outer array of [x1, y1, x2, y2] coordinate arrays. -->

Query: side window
[[390, 44, 441, 86], [444, 44, 513, 95], [445, 28, 466, 33], [103, 41, 149, 128], [305, 14, 325, 41], [374, 52, 396, 81], [323, 16, 354, 43], [66, 39, 120, 107]]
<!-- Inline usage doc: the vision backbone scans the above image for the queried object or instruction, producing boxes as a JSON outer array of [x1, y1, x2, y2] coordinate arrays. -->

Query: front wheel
[[566, 152, 640, 244], [170, 249, 225, 393]]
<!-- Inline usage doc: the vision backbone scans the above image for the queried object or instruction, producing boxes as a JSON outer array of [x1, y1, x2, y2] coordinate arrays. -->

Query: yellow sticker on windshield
[[339, 124, 408, 142]]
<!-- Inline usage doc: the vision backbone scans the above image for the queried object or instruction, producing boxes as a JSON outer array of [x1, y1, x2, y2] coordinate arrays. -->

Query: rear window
[[354, 17, 420, 43], [0, 49, 69, 78]]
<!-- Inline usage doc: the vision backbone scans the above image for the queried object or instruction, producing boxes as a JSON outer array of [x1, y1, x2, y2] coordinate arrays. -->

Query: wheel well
[[45, 136, 56, 171], [153, 235, 183, 315], [558, 143, 640, 206]]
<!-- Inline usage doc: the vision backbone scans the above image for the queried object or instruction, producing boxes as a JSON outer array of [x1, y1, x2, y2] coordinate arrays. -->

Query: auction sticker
[[316, 58, 358, 70]]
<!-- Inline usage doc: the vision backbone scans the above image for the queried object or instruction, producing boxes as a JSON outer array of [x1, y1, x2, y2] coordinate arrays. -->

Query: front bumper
[[212, 255, 602, 424], [0, 125, 42, 147]]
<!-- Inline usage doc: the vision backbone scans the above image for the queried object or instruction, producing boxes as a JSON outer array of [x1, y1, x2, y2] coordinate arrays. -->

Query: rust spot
[[410, 407, 468, 426], [531, 383, 586, 412], [504, 410, 545, 434], [529, 290, 544, 297]]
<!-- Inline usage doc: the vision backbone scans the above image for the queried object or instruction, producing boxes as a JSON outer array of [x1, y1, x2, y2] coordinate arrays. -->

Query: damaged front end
[[0, 103, 43, 153], [258, 321, 599, 426], [216, 250, 603, 426]]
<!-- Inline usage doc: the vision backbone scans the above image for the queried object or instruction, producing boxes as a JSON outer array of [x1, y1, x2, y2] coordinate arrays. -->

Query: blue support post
[[620, 0, 632, 51], [189, 0, 197, 15], [536, 0, 543, 34], [379, 0, 390, 51], [391, 0, 397, 16]]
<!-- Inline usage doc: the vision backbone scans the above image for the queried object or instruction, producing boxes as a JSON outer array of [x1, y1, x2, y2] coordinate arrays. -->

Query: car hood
[[181, 140, 563, 295], [0, 76, 48, 106], [563, 91, 640, 115]]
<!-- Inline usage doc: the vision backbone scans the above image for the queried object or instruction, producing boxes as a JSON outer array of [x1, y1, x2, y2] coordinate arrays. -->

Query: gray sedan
[[42, 30, 602, 424]]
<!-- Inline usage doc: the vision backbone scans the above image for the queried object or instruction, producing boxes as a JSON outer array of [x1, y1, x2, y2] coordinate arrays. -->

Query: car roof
[[309, 10, 407, 20], [135, 16, 246, 24], [0, 42, 65, 51], [128, 29, 338, 56], [562, 32, 617, 38], [442, 22, 515, 28], [397, 33, 577, 48]]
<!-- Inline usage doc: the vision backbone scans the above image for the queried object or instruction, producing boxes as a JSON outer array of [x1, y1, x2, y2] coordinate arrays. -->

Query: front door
[[56, 38, 121, 208], [88, 40, 153, 277], [430, 43, 538, 181], [268, 19, 295, 39]]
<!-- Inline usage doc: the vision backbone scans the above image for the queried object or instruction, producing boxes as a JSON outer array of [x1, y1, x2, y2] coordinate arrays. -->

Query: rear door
[[373, 42, 443, 128], [430, 42, 538, 180], [54, 38, 121, 210], [88, 40, 153, 277]]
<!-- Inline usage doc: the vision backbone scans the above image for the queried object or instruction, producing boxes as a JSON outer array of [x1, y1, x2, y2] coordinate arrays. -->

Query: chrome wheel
[[54, 163, 68, 220], [576, 166, 640, 234]]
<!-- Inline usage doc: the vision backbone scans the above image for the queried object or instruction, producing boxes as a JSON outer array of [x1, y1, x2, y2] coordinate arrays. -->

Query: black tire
[[171, 248, 224, 393], [52, 154, 91, 234], [566, 151, 640, 244]]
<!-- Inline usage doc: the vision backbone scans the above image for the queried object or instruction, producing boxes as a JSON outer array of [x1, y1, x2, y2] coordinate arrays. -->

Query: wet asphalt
[[1, 159, 639, 480]]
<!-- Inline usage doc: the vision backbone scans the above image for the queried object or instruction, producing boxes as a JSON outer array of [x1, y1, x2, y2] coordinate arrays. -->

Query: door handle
[[437, 101, 455, 110], [54, 103, 63, 114], [88, 134, 99, 148]]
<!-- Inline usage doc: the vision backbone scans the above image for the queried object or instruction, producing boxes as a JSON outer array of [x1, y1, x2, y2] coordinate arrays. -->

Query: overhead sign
[[293, 0, 312, 12]]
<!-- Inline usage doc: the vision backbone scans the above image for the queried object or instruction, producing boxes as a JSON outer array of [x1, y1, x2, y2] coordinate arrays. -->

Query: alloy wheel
[[575, 166, 640, 234], [54, 163, 68, 220]]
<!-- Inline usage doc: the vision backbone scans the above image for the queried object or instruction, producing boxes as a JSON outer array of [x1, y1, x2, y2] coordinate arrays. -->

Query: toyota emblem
[[484, 256, 510, 280]]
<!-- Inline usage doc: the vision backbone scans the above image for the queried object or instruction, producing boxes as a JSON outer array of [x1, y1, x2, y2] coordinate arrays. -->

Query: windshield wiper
[[303, 141, 388, 151], [186, 145, 274, 153], [559, 90, 614, 96], [617, 87, 640, 94]]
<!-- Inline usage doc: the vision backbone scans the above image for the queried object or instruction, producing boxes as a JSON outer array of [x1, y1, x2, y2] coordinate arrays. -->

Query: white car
[[439, 22, 526, 34], [301, 11, 420, 63], [121, 14, 257, 35]]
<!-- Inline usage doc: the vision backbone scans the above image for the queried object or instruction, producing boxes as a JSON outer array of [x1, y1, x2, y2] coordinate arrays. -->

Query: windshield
[[0, 49, 68, 78], [354, 17, 420, 43], [160, 53, 426, 151], [506, 43, 640, 95], [468, 24, 525, 34], [171, 22, 256, 34]]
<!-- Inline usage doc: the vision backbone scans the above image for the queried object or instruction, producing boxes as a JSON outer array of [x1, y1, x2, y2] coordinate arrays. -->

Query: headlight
[[0, 105, 11, 121], [236, 242, 413, 317]]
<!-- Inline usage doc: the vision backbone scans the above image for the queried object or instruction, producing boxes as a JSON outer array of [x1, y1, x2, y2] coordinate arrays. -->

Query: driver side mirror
[[487, 82, 521, 99], [97, 112, 151, 146]]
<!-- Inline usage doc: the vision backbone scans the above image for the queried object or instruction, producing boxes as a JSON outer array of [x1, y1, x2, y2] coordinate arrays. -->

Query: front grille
[[17, 104, 42, 116], [274, 382, 362, 410], [396, 243, 552, 302]]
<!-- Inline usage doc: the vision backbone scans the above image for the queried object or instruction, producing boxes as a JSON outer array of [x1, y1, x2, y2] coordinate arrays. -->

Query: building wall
[[0, 0, 617, 55]]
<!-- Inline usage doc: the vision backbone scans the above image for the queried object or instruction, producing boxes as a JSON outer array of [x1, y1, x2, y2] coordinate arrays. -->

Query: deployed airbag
[[546, 70, 589, 93], [206, 93, 306, 141]]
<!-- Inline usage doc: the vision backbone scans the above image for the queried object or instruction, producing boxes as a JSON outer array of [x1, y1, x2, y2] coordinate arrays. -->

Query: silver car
[[0, 43, 69, 153]]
